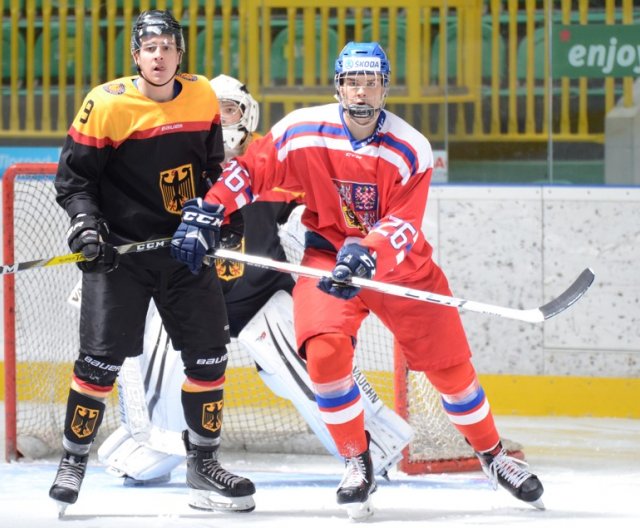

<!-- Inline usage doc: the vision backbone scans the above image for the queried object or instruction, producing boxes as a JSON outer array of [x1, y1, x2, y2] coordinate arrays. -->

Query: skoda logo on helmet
[[342, 57, 382, 73]]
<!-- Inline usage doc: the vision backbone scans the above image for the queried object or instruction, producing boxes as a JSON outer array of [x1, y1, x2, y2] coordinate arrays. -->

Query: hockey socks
[[181, 377, 225, 440], [426, 361, 500, 452], [306, 333, 367, 457], [63, 384, 109, 451]]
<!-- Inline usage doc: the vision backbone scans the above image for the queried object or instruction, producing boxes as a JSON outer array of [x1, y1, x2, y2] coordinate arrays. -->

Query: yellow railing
[[0, 0, 636, 141]]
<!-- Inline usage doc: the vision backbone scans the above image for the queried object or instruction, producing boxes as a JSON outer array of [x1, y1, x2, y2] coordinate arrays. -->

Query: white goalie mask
[[210, 74, 260, 153]]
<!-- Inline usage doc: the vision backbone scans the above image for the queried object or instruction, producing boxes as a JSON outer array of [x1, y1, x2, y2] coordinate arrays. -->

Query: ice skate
[[48, 452, 88, 517], [476, 442, 545, 510], [183, 431, 256, 513], [336, 441, 377, 521]]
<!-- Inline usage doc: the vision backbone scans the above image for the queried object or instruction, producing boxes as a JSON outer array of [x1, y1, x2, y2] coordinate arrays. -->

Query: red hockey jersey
[[206, 103, 435, 283]]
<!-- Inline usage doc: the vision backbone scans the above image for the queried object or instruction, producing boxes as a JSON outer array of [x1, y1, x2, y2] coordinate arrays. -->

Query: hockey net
[[3, 162, 521, 472]]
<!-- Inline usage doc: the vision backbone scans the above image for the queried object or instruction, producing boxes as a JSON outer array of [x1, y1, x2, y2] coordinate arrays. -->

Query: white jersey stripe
[[445, 399, 491, 426]]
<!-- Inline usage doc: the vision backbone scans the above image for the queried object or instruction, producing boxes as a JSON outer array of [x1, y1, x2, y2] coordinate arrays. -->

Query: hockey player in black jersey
[[48, 10, 255, 515]]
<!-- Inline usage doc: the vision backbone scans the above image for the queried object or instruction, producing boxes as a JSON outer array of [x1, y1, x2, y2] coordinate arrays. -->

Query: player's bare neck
[[345, 117, 376, 141], [137, 78, 176, 102]]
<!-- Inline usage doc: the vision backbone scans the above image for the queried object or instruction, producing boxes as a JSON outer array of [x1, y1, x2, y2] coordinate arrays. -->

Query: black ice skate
[[183, 431, 256, 513], [476, 442, 545, 510], [48, 452, 88, 517], [336, 439, 377, 521]]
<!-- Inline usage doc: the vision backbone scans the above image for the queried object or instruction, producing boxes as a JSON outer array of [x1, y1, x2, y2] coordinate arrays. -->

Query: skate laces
[[484, 448, 532, 490], [201, 457, 247, 488], [339, 454, 369, 489], [53, 455, 87, 489]]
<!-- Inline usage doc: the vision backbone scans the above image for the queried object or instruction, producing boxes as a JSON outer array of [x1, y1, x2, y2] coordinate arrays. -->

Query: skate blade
[[528, 498, 545, 511], [188, 488, 255, 513], [53, 500, 69, 519], [342, 497, 374, 522]]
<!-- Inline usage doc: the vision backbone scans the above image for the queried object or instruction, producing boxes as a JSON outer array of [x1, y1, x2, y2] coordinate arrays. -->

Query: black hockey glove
[[66, 214, 119, 273], [219, 210, 245, 250], [171, 198, 225, 274], [318, 243, 376, 300]]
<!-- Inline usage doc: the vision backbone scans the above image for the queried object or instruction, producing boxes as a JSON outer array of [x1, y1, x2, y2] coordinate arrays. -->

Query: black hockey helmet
[[131, 10, 185, 53]]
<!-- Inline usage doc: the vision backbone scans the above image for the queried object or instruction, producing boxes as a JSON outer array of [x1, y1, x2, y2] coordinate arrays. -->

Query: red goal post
[[2, 162, 521, 471]]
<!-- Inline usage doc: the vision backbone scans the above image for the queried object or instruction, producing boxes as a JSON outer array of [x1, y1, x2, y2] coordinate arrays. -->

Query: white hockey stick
[[209, 249, 595, 323]]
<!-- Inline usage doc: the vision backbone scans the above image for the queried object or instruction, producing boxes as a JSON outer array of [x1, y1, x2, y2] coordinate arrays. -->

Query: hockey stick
[[209, 249, 595, 323], [0, 238, 173, 275]]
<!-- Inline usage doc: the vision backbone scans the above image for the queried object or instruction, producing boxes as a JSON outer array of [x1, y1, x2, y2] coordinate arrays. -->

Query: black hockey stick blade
[[537, 267, 595, 320], [1, 237, 173, 276], [211, 248, 595, 323]]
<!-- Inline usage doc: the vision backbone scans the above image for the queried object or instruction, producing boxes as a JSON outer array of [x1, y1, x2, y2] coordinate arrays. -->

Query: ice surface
[[1, 409, 639, 527]]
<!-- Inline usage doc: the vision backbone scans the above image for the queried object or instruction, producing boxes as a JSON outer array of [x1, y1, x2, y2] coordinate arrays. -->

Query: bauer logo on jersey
[[70, 405, 100, 439], [202, 400, 223, 433], [337, 182, 379, 232], [343, 57, 382, 72], [160, 164, 196, 214]]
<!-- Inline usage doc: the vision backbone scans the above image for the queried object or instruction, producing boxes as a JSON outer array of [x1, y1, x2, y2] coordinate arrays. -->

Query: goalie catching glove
[[66, 213, 119, 273], [170, 198, 225, 274], [318, 243, 376, 300]]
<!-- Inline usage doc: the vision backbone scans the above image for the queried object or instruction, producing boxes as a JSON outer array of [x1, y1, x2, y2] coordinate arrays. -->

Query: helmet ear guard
[[210, 74, 260, 151]]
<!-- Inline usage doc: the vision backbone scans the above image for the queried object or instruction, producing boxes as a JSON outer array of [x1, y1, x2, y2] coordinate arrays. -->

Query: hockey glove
[[66, 214, 119, 273], [170, 198, 225, 274], [219, 210, 245, 250], [317, 243, 376, 300]]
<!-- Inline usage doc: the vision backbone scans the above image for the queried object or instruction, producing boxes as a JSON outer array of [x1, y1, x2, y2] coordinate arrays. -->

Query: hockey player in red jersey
[[171, 41, 545, 520]]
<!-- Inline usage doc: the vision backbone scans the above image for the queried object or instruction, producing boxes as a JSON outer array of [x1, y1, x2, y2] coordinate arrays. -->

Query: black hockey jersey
[[215, 200, 298, 337], [55, 73, 224, 268]]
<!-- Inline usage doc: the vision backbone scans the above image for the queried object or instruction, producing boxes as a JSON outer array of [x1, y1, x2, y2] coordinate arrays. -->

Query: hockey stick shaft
[[0, 238, 173, 276], [210, 249, 595, 323]]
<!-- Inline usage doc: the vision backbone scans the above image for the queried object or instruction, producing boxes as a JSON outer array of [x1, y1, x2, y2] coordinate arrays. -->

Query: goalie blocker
[[98, 291, 413, 483]]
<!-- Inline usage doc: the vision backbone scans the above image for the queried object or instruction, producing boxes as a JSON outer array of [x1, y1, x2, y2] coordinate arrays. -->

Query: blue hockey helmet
[[334, 41, 390, 86], [334, 42, 390, 122]]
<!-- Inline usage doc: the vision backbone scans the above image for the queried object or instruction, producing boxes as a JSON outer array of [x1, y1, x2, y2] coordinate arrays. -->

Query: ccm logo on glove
[[182, 210, 224, 227]]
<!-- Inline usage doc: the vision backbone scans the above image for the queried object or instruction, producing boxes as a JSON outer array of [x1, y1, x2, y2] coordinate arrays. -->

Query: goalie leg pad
[[98, 425, 183, 482], [239, 291, 414, 474], [364, 405, 414, 476], [98, 301, 188, 484], [353, 364, 414, 475], [240, 291, 339, 457]]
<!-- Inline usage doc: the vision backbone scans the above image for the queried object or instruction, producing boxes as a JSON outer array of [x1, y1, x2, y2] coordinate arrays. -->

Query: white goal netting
[[4, 164, 517, 471]]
